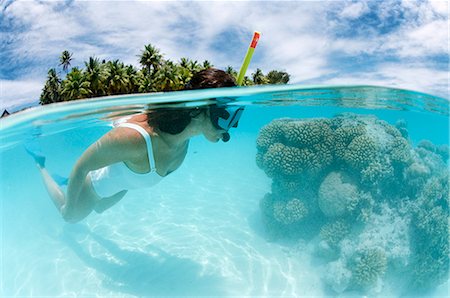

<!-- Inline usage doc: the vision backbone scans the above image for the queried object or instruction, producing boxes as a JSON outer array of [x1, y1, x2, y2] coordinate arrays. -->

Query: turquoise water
[[0, 85, 448, 297]]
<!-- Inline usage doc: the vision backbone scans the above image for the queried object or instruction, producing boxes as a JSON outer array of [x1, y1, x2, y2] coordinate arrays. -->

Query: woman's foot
[[24, 144, 46, 168], [25, 126, 45, 167], [52, 174, 69, 186]]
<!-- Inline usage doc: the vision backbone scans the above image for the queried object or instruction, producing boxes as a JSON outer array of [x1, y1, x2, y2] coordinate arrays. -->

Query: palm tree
[[103, 60, 130, 95], [180, 57, 190, 69], [189, 60, 201, 73], [84, 57, 104, 97], [137, 72, 156, 93], [61, 67, 91, 100], [201, 60, 213, 70], [225, 66, 238, 80], [177, 58, 195, 86], [40, 68, 61, 104], [125, 64, 139, 93], [266, 70, 290, 84], [59, 50, 73, 73], [252, 68, 267, 85], [179, 57, 202, 73], [242, 76, 254, 86], [139, 44, 163, 75], [178, 67, 192, 87], [154, 61, 181, 91]]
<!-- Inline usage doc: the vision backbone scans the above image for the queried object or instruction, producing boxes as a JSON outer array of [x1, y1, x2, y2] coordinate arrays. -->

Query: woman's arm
[[63, 128, 142, 214]]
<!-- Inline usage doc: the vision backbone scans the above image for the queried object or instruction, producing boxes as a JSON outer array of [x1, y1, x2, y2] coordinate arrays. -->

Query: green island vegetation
[[256, 114, 449, 295], [40, 45, 290, 105]]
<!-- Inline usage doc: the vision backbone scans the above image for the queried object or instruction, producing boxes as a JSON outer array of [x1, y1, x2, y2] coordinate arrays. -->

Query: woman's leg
[[26, 137, 97, 222], [36, 165, 66, 210], [35, 164, 97, 223], [62, 180, 98, 223], [26, 142, 67, 211]]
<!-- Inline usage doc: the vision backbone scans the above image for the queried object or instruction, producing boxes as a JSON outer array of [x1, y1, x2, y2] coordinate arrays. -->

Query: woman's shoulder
[[112, 113, 149, 126], [128, 113, 148, 123], [124, 114, 159, 136], [112, 125, 148, 144]]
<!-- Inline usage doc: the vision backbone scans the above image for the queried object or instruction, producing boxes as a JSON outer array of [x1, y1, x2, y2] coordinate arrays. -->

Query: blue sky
[[1, 0, 448, 110]]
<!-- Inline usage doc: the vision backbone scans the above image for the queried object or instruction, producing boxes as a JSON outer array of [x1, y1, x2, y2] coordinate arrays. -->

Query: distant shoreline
[[2, 100, 40, 114]]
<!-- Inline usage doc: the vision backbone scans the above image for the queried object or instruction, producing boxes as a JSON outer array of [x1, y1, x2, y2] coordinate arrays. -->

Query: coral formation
[[256, 119, 288, 152], [352, 248, 387, 288], [320, 220, 351, 248], [409, 179, 449, 288], [256, 113, 449, 294], [356, 203, 411, 268], [318, 171, 359, 218], [421, 174, 449, 208], [395, 119, 409, 139], [343, 135, 379, 170], [417, 140, 450, 163], [360, 159, 394, 187], [256, 118, 335, 178], [333, 124, 365, 162], [273, 198, 308, 225], [389, 136, 412, 167]]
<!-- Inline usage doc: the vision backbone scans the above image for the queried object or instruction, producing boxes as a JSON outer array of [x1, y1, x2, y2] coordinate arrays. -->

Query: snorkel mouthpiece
[[222, 132, 231, 142]]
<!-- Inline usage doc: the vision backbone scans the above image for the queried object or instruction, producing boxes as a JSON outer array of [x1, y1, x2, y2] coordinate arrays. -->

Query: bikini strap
[[117, 123, 157, 173]]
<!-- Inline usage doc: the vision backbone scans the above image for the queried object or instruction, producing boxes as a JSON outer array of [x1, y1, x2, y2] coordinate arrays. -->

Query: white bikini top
[[120, 123, 158, 174], [89, 122, 163, 198]]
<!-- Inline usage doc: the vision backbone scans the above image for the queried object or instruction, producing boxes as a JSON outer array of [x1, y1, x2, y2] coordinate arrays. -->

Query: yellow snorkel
[[215, 32, 260, 142], [237, 31, 261, 86]]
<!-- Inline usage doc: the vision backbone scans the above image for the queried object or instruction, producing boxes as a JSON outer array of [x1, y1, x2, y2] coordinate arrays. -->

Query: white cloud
[[429, 0, 449, 16], [402, 0, 448, 21], [5, 1, 85, 60], [331, 38, 378, 55], [328, 0, 448, 59], [0, 79, 43, 111], [375, 64, 449, 97], [380, 19, 448, 58], [339, 1, 369, 19], [321, 63, 449, 98]]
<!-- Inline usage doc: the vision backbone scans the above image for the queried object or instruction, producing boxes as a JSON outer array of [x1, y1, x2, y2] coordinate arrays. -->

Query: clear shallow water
[[0, 85, 449, 297]]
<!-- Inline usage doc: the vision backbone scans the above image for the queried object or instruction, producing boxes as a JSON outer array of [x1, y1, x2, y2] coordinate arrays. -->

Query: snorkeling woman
[[28, 68, 244, 223]]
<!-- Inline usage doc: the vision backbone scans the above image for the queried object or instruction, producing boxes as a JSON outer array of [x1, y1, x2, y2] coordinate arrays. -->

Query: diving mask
[[209, 105, 244, 142]]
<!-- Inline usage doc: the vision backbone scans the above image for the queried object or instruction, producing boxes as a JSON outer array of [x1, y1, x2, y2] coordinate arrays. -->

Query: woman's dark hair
[[147, 68, 236, 134], [185, 68, 236, 90], [146, 107, 206, 135]]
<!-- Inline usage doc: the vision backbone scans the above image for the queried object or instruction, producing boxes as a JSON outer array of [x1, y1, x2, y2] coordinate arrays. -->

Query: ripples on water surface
[[1, 85, 449, 297]]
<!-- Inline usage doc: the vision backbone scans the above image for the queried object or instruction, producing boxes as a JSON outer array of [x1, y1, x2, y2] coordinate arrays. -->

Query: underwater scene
[[1, 85, 449, 297]]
